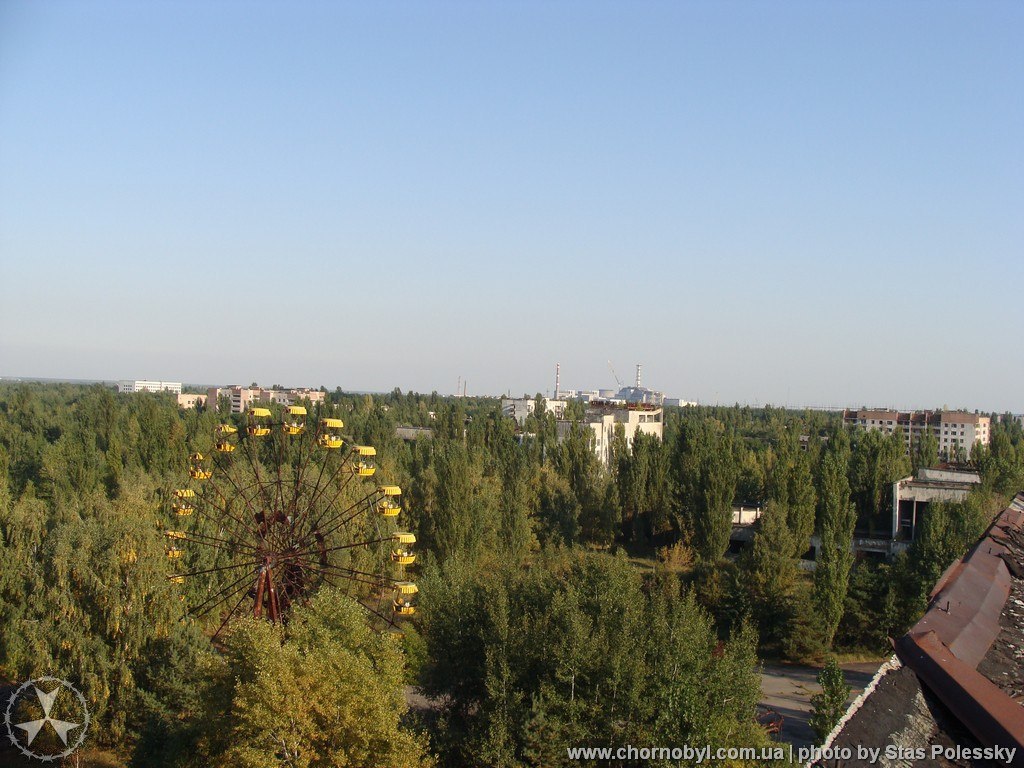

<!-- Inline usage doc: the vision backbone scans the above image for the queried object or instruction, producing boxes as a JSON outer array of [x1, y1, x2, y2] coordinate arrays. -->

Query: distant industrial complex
[[499, 363, 678, 468]]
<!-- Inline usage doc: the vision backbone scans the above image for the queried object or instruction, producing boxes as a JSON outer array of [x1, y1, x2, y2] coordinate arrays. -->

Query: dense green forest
[[1, 383, 1021, 767]]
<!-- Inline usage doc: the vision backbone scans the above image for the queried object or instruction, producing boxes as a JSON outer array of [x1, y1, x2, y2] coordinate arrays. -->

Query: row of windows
[[864, 420, 977, 433]]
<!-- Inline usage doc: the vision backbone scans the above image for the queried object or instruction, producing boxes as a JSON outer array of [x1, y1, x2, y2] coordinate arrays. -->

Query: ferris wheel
[[167, 403, 417, 636]]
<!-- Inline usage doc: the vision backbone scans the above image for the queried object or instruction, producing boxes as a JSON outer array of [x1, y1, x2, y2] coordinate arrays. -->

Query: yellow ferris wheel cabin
[[247, 407, 272, 437], [377, 485, 402, 516], [318, 417, 345, 449], [352, 445, 377, 476], [283, 405, 307, 435]]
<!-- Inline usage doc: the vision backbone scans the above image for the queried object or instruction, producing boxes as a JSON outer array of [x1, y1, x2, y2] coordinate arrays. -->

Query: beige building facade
[[555, 403, 663, 468], [177, 393, 207, 409], [843, 408, 990, 459], [207, 385, 327, 414]]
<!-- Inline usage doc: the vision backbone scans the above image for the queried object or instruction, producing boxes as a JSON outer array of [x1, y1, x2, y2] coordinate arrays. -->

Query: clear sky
[[1, 1, 1021, 411]]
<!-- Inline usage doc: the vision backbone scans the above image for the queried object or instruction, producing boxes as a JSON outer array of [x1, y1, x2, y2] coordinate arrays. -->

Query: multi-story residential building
[[177, 393, 207, 409], [843, 408, 990, 459], [500, 396, 568, 426], [555, 402, 663, 468], [118, 380, 182, 395], [208, 386, 255, 414], [287, 388, 325, 404], [207, 385, 326, 414]]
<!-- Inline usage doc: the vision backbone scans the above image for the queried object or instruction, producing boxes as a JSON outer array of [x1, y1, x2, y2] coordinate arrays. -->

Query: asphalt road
[[760, 661, 882, 748], [404, 660, 884, 750]]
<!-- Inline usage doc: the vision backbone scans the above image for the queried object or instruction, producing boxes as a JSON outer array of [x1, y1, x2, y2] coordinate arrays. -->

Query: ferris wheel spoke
[[324, 563, 393, 582], [299, 452, 330, 524], [290, 505, 337, 553], [287, 426, 318, 516], [200, 475, 268, 543], [239, 433, 279, 523], [278, 562, 305, 597], [172, 558, 261, 580], [272, 430, 288, 524], [168, 530, 258, 555], [314, 572, 396, 628], [374, 575, 389, 621], [311, 491, 382, 546], [212, 579, 258, 639], [311, 570, 383, 591], [304, 424, 346, 505], [314, 464, 363, 522], [280, 534, 395, 561], [287, 417, 310, 478], [207, 456, 262, 512], [191, 503, 257, 551], [358, 597, 400, 629], [201, 479, 253, 517], [188, 569, 257, 617], [304, 562, 390, 589], [301, 446, 361, 527], [304, 486, 379, 541]]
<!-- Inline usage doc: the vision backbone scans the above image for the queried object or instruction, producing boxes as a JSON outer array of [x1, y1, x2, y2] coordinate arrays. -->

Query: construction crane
[[607, 360, 623, 389]]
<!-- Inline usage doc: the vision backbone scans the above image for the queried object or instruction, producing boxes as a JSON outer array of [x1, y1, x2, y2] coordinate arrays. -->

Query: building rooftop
[[813, 494, 1024, 767], [844, 409, 989, 425], [585, 400, 663, 412]]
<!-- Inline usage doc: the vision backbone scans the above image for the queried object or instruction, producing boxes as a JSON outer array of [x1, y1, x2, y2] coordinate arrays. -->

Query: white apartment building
[[501, 397, 568, 426], [664, 398, 698, 407], [843, 409, 990, 459], [118, 380, 182, 395], [555, 403, 664, 468]]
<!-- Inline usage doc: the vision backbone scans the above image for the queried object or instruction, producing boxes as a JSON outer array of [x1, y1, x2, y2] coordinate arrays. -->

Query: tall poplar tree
[[674, 421, 739, 563], [813, 430, 856, 648], [767, 430, 816, 559]]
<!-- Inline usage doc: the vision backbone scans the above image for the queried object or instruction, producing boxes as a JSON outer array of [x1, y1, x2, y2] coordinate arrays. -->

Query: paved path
[[760, 661, 882, 748], [406, 660, 884, 750]]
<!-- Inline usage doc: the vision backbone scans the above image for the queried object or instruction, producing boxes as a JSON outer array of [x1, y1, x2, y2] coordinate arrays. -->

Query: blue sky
[[1, 1, 1022, 411]]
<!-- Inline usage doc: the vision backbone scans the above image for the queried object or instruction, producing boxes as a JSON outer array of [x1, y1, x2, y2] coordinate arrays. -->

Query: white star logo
[[4, 677, 90, 761], [14, 685, 81, 746]]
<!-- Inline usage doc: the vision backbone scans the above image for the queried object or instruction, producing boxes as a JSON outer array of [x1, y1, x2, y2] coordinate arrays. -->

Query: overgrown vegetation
[[1, 383, 1020, 766], [808, 658, 851, 744]]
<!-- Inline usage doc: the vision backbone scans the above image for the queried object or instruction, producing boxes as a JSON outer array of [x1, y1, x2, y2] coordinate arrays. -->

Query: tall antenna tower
[[635, 363, 642, 388]]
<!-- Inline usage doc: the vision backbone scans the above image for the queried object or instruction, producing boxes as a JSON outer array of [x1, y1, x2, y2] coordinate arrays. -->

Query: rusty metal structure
[[167, 406, 417, 635], [894, 493, 1024, 767]]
